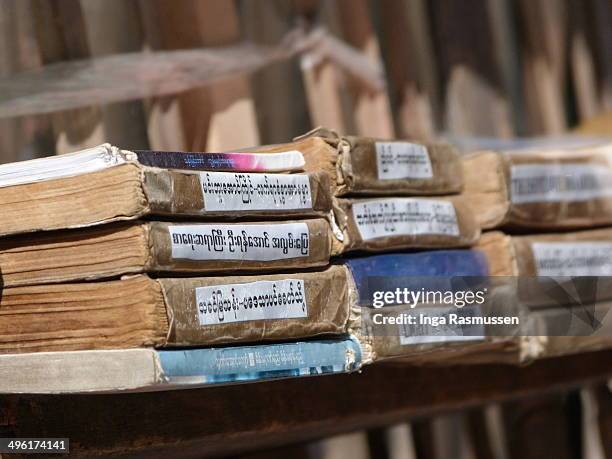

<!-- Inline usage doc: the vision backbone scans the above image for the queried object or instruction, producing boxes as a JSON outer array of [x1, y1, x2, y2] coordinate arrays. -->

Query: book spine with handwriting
[[463, 144, 612, 229], [333, 196, 480, 253], [0, 336, 365, 394], [245, 129, 464, 196], [0, 218, 338, 287], [0, 144, 331, 237], [342, 251, 522, 364], [0, 267, 351, 354]]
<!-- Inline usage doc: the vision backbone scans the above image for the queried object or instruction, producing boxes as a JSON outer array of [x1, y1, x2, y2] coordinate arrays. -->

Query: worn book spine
[[143, 168, 332, 219], [355, 291, 522, 365], [343, 250, 490, 302], [0, 337, 365, 394], [159, 266, 350, 346], [334, 196, 480, 253], [245, 131, 463, 196], [464, 146, 612, 230], [157, 336, 364, 388], [147, 219, 332, 274], [0, 267, 351, 354], [503, 147, 612, 228], [474, 231, 517, 276], [512, 229, 612, 276], [478, 229, 612, 306], [462, 151, 510, 229], [343, 251, 520, 364], [0, 164, 332, 238], [524, 302, 612, 362], [334, 136, 463, 196], [0, 219, 334, 287]]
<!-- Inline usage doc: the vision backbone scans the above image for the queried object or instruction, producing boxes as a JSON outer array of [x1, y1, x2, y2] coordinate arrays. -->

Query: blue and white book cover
[[157, 336, 363, 386]]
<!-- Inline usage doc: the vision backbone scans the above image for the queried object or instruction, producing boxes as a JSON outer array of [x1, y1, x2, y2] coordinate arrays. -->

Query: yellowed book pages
[[0, 146, 331, 237], [0, 267, 351, 354], [0, 219, 335, 287]]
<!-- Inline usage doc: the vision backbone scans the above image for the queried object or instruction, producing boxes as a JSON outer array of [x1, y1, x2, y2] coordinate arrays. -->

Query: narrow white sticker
[[352, 198, 460, 240], [531, 242, 612, 276], [195, 279, 308, 325], [200, 171, 312, 211], [375, 142, 433, 180], [510, 163, 612, 204], [398, 307, 485, 346], [169, 223, 310, 261]]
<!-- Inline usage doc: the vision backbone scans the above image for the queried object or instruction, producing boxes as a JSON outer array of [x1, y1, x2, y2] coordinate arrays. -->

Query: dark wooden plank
[[80, 0, 150, 150], [240, 0, 311, 144], [31, 0, 105, 152], [142, 0, 259, 151], [428, 0, 513, 136], [586, 0, 612, 111], [0, 0, 55, 163], [466, 409, 495, 459], [411, 420, 436, 459], [515, 0, 568, 134], [503, 392, 579, 459], [595, 384, 612, 458], [376, 0, 440, 140], [1, 350, 611, 458]]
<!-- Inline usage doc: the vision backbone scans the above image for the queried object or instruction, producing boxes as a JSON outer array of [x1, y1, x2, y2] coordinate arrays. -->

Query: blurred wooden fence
[[1, 0, 611, 164], [0, 2, 611, 458]]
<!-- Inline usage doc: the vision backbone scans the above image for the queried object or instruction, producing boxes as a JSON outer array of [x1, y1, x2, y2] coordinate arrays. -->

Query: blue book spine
[[342, 250, 490, 306], [157, 336, 362, 386]]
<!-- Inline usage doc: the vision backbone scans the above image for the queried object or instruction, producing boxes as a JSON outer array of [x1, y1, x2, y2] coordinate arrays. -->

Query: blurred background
[[1, 0, 611, 165], [0, 1, 611, 458]]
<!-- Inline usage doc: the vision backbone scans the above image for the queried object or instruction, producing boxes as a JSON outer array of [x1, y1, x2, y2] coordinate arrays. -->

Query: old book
[[463, 144, 612, 229], [477, 229, 612, 306], [333, 196, 480, 253], [523, 302, 612, 361], [0, 336, 365, 393], [0, 218, 338, 287], [342, 251, 521, 364], [0, 144, 331, 237], [0, 267, 350, 354], [247, 128, 463, 196]]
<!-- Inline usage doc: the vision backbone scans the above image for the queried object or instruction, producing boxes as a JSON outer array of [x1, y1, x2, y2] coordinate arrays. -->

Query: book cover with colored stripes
[[133, 149, 304, 172]]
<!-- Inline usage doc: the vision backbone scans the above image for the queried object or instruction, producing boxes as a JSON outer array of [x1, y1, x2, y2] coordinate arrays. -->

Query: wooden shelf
[[1, 350, 611, 458]]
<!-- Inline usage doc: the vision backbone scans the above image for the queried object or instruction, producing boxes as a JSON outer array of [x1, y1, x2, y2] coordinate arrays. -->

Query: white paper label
[[375, 142, 433, 180], [510, 163, 612, 204], [200, 171, 312, 211], [352, 198, 460, 240], [169, 223, 310, 261], [398, 307, 485, 346], [532, 242, 612, 276], [195, 279, 308, 325]]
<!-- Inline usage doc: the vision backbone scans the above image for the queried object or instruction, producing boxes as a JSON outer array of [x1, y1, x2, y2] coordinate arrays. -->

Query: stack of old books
[[252, 129, 518, 366], [0, 129, 505, 393], [0, 142, 367, 393], [467, 142, 612, 363]]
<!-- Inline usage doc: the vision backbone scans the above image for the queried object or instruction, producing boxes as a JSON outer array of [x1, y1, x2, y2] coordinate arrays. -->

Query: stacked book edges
[[1, 132, 612, 394], [0, 337, 365, 394]]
